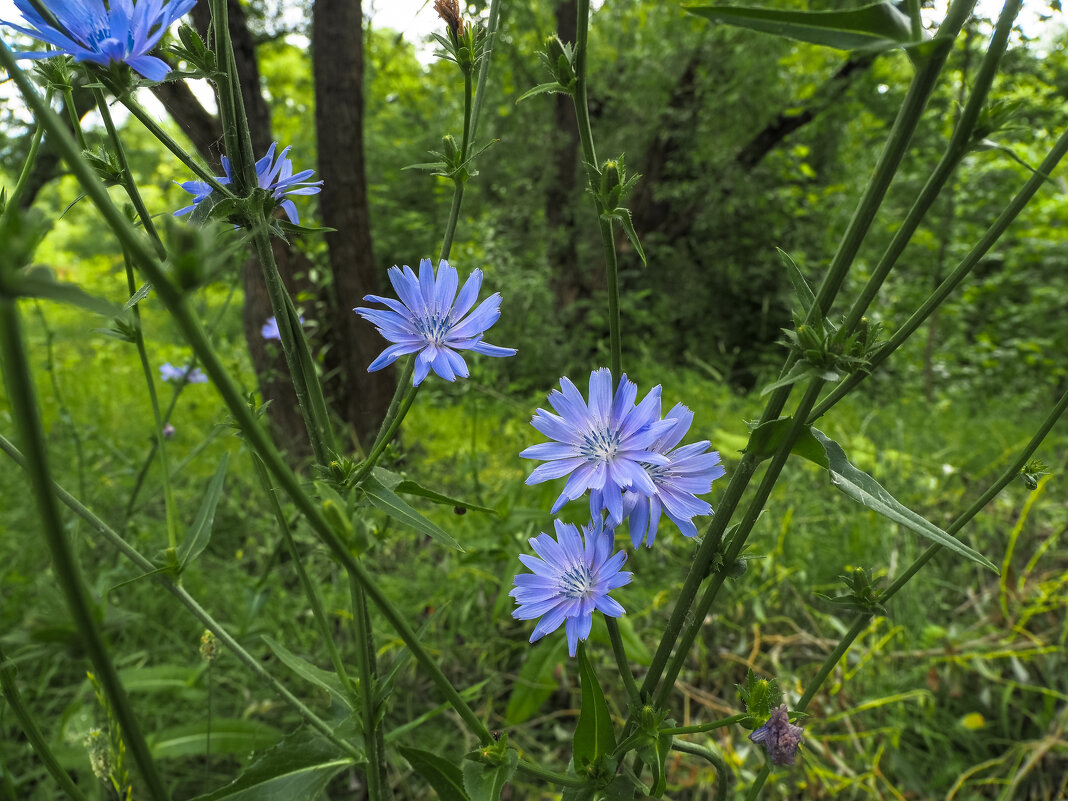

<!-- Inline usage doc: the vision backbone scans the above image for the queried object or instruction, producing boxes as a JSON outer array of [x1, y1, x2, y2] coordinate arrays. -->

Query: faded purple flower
[[749, 705, 804, 766], [162, 423, 176, 439], [511, 518, 631, 657], [261, 314, 306, 341]]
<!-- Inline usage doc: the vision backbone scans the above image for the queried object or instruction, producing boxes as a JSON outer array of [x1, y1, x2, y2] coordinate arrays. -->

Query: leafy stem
[[0, 297, 170, 801]]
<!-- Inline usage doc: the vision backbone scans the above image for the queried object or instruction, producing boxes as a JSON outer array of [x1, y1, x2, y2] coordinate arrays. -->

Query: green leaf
[[809, 428, 998, 572], [14, 267, 119, 317], [776, 248, 816, 317], [505, 637, 567, 724], [149, 718, 281, 759], [606, 207, 646, 265], [462, 750, 518, 801], [758, 361, 825, 396], [745, 417, 829, 468], [686, 2, 915, 52], [399, 747, 470, 801], [124, 281, 152, 309], [262, 635, 352, 710], [573, 645, 616, 770], [178, 452, 229, 570], [188, 728, 355, 801], [374, 468, 497, 514], [516, 82, 569, 103], [361, 473, 464, 551]]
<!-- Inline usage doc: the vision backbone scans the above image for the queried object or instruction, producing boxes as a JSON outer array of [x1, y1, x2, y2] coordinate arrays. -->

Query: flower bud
[[162, 423, 175, 439], [199, 629, 219, 662], [85, 728, 112, 780]]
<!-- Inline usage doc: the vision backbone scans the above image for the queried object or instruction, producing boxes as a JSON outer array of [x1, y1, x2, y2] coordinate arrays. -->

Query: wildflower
[[623, 403, 725, 547], [520, 369, 675, 525], [511, 518, 631, 657], [174, 142, 322, 223], [749, 705, 804, 766], [2, 0, 196, 82], [159, 362, 207, 383], [433, 0, 464, 36], [354, 258, 516, 386], [261, 314, 306, 341], [162, 422, 175, 439], [199, 629, 218, 662]]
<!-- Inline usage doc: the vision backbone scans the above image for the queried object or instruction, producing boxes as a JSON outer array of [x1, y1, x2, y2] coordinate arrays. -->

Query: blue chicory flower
[[749, 705, 804, 766], [2, 0, 196, 81], [520, 369, 675, 526], [159, 362, 207, 383], [622, 403, 726, 547], [511, 518, 631, 657], [261, 314, 306, 341], [354, 258, 516, 386], [174, 142, 323, 223]]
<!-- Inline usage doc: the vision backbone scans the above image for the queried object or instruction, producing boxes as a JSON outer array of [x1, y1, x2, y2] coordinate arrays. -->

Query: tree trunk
[[311, 0, 393, 450], [546, 0, 585, 309]]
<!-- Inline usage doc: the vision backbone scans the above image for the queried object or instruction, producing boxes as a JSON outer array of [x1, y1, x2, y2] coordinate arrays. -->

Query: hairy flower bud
[[199, 629, 219, 663]]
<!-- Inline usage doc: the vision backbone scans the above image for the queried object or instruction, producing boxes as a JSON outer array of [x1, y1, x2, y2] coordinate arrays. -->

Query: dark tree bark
[[546, 0, 586, 309], [311, 0, 393, 450]]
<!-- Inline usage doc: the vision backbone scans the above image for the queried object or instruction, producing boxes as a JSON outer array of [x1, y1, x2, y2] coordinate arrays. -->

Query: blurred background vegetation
[[1, 0, 1067, 798]]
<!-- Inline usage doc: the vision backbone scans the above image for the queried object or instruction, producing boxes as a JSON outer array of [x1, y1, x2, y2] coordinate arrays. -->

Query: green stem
[[2, 34, 491, 750], [94, 88, 165, 255], [113, 88, 233, 196], [639, 0, 976, 708], [0, 647, 90, 801], [746, 762, 772, 801], [350, 574, 386, 800], [207, 0, 255, 190], [439, 183, 465, 263], [468, 0, 501, 141], [250, 220, 337, 464], [605, 617, 641, 707], [810, 124, 1068, 421], [514, 759, 587, 787], [0, 432, 362, 760], [91, 89, 180, 550], [839, 0, 1023, 336], [356, 379, 419, 485], [123, 285, 238, 522], [249, 453, 354, 695], [662, 713, 749, 736], [0, 298, 170, 801], [62, 86, 86, 151], [670, 740, 729, 801], [124, 250, 180, 551], [0, 91, 52, 222], [653, 382, 824, 710]]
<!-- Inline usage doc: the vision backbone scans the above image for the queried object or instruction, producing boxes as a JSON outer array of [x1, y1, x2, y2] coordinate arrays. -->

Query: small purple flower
[[623, 403, 726, 547], [749, 705, 804, 766], [159, 362, 207, 383], [175, 142, 322, 223], [511, 519, 631, 657], [2, 0, 196, 81], [261, 314, 306, 341], [354, 258, 516, 386], [162, 423, 176, 439], [520, 369, 675, 526]]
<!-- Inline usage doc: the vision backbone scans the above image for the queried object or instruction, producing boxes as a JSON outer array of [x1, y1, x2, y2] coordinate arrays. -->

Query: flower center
[[580, 425, 620, 463], [416, 311, 452, 347], [559, 563, 594, 599]]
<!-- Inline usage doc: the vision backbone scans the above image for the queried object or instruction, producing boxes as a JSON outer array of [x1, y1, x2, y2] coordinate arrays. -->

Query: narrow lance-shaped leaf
[[261, 635, 352, 710], [574, 644, 616, 770], [178, 451, 229, 570], [399, 746, 470, 801], [808, 428, 998, 572], [686, 2, 916, 52], [361, 473, 464, 551]]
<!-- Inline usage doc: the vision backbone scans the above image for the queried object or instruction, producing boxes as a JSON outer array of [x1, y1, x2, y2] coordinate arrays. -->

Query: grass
[[1, 292, 1067, 801]]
